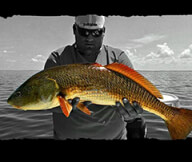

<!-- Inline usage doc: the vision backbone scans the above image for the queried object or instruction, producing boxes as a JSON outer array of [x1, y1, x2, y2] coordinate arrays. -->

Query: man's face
[[73, 25, 105, 55]]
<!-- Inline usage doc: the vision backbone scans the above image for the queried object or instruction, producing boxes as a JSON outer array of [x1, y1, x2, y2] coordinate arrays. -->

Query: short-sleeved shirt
[[44, 44, 133, 139]]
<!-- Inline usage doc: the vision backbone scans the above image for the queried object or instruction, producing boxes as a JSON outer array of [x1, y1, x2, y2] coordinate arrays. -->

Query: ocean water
[[0, 70, 192, 140]]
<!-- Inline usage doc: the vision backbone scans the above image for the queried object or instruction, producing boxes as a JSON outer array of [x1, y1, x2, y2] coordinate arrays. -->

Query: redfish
[[7, 63, 192, 139]]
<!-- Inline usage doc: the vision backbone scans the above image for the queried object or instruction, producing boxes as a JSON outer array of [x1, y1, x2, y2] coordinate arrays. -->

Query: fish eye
[[15, 91, 21, 97]]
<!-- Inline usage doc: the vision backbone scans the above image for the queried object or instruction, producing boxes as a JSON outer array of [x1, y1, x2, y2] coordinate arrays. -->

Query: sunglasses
[[76, 26, 105, 38]]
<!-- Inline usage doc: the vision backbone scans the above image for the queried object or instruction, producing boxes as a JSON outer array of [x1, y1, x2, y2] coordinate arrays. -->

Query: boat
[[159, 93, 180, 107]]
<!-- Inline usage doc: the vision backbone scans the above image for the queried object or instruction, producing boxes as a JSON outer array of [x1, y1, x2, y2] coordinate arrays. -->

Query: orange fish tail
[[165, 107, 192, 140]]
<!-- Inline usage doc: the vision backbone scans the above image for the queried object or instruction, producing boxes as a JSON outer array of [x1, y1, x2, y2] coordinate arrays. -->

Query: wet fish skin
[[7, 63, 192, 139]]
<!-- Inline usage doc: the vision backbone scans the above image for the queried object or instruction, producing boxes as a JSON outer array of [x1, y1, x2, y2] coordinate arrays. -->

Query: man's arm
[[44, 52, 61, 70]]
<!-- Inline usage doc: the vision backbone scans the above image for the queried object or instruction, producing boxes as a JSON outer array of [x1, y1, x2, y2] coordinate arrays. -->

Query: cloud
[[145, 43, 174, 59], [179, 44, 192, 59], [125, 49, 135, 58], [120, 34, 166, 51], [131, 43, 192, 70], [0, 45, 16, 53], [32, 54, 46, 63], [143, 43, 176, 64], [124, 49, 140, 63], [132, 34, 165, 44], [144, 52, 159, 60], [0, 49, 16, 55], [179, 49, 191, 58], [156, 43, 174, 58]]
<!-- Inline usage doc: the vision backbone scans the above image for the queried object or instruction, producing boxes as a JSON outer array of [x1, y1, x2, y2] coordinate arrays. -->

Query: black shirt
[[44, 44, 134, 139]]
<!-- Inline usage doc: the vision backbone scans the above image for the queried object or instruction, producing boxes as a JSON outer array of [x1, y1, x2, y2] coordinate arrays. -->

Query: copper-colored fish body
[[7, 63, 192, 139]]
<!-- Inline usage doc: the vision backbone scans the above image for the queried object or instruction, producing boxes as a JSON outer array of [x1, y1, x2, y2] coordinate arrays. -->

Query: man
[[44, 15, 146, 139]]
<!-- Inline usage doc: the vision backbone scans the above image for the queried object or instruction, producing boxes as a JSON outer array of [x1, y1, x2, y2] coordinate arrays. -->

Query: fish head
[[7, 74, 60, 110]]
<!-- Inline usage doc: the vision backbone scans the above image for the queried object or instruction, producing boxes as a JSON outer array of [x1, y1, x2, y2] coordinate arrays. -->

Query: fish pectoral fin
[[76, 102, 92, 116], [57, 96, 72, 117]]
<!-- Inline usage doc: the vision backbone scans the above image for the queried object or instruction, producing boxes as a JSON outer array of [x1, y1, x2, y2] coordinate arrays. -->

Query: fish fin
[[91, 63, 103, 67], [76, 102, 92, 115], [57, 96, 72, 117], [105, 63, 163, 99], [165, 106, 192, 139]]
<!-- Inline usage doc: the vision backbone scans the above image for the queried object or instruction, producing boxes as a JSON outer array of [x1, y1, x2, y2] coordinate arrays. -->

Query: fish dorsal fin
[[91, 63, 103, 67], [105, 63, 163, 99]]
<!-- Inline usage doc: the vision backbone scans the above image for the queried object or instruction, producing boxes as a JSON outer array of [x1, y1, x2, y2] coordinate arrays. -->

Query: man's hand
[[115, 97, 143, 122], [68, 97, 80, 110], [68, 97, 92, 110]]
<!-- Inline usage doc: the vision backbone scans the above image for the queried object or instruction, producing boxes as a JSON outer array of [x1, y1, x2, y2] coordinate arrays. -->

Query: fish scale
[[69, 66, 153, 107]]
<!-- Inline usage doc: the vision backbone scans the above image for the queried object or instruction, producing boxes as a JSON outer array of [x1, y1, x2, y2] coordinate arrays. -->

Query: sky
[[0, 15, 192, 71]]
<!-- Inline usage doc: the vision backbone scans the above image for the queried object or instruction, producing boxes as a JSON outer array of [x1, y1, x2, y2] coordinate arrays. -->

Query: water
[[1, 70, 192, 140]]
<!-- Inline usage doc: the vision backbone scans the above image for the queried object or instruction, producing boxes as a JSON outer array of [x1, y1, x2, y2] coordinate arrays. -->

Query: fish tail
[[165, 106, 192, 140]]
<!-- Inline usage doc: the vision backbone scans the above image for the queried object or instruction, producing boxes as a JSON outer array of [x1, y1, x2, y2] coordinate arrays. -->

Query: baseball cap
[[75, 15, 105, 29]]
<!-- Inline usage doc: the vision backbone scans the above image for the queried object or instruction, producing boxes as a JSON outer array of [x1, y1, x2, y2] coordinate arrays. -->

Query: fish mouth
[[7, 97, 12, 106], [7, 98, 21, 109], [8, 103, 21, 109]]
